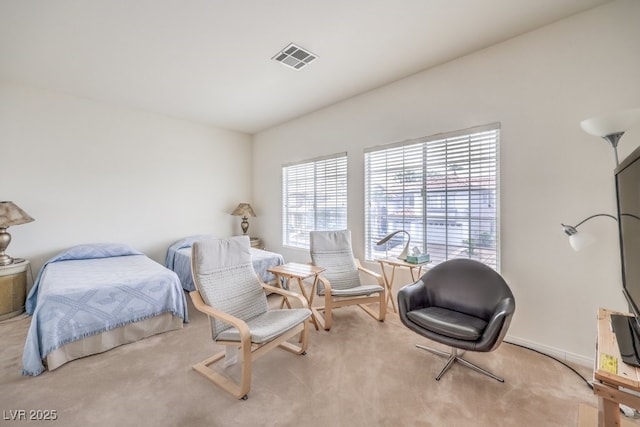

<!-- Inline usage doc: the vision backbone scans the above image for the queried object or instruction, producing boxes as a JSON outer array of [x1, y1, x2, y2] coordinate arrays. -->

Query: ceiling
[[0, 0, 611, 134]]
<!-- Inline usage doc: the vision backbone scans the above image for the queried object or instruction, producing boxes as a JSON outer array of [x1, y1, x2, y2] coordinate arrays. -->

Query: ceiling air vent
[[272, 43, 317, 70]]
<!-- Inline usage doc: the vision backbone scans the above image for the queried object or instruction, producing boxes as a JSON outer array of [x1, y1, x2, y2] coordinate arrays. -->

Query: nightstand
[[0, 260, 29, 320], [250, 237, 263, 249]]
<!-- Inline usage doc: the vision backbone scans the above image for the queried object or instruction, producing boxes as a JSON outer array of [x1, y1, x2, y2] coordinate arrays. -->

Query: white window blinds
[[282, 153, 348, 249], [364, 124, 500, 270]]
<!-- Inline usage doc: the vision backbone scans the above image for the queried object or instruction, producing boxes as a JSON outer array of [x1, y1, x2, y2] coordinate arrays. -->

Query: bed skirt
[[46, 313, 183, 371]]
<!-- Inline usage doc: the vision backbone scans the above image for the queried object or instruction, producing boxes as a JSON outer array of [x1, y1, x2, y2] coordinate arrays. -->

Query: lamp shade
[[561, 214, 617, 252], [231, 203, 256, 218], [568, 232, 596, 252], [580, 108, 640, 137], [0, 201, 35, 227], [0, 201, 34, 266], [376, 230, 410, 260]]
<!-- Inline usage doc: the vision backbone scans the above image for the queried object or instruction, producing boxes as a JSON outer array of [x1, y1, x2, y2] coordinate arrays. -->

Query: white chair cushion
[[193, 237, 269, 338], [192, 236, 251, 274], [310, 230, 363, 294], [216, 308, 311, 343], [193, 236, 310, 343], [320, 284, 384, 297]]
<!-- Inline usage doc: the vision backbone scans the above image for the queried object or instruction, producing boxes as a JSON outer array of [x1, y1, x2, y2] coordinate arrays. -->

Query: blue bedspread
[[165, 235, 285, 291], [22, 243, 188, 376]]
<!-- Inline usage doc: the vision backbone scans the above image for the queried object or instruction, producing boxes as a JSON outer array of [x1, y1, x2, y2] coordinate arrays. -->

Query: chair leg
[[192, 348, 251, 400], [323, 293, 333, 330], [311, 292, 333, 331], [314, 292, 385, 331], [436, 352, 457, 381], [193, 323, 308, 400], [311, 306, 330, 331], [416, 344, 451, 359], [357, 291, 386, 322], [416, 345, 504, 382], [455, 355, 504, 382]]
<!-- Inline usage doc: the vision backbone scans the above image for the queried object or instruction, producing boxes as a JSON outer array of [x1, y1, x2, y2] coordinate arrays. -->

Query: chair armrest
[[316, 275, 332, 295], [477, 297, 516, 351], [397, 279, 430, 313], [308, 261, 333, 295], [355, 259, 384, 286], [189, 291, 251, 342], [261, 284, 309, 309]]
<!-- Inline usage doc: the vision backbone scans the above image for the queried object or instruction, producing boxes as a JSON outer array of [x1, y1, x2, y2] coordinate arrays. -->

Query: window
[[364, 124, 500, 270], [282, 153, 348, 249]]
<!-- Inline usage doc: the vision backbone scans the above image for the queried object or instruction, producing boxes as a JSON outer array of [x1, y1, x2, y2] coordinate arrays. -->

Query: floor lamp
[[562, 108, 640, 247]]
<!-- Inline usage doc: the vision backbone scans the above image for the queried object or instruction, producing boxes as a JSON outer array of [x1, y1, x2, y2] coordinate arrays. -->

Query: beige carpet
[[0, 296, 609, 426]]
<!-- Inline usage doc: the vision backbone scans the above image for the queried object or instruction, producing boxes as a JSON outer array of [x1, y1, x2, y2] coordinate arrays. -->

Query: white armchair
[[309, 230, 386, 331]]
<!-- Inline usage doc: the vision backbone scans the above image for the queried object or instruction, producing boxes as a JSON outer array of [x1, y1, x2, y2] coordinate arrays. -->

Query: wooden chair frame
[[309, 259, 386, 331], [190, 282, 310, 400]]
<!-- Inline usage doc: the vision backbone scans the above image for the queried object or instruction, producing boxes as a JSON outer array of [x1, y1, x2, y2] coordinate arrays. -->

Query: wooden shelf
[[593, 308, 640, 426]]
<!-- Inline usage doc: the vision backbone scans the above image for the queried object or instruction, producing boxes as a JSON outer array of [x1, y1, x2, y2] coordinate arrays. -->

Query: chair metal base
[[416, 344, 504, 382]]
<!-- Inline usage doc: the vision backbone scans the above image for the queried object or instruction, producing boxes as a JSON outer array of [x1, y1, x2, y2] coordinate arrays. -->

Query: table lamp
[[231, 203, 256, 235], [0, 201, 35, 266], [376, 230, 410, 260]]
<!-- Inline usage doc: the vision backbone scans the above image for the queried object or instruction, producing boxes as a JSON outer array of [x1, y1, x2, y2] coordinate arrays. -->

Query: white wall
[[0, 81, 252, 278], [252, 0, 640, 364]]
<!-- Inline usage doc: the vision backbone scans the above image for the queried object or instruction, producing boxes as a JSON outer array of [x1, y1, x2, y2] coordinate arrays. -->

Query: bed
[[165, 235, 285, 292], [22, 243, 188, 376]]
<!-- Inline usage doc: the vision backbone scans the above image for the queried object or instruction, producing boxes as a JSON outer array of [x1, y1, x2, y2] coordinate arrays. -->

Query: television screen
[[616, 145, 640, 318], [612, 145, 640, 366]]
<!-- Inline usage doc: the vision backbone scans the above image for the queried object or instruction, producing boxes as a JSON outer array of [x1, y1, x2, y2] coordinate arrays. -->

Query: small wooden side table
[[376, 258, 429, 313], [267, 262, 326, 330], [0, 259, 30, 321]]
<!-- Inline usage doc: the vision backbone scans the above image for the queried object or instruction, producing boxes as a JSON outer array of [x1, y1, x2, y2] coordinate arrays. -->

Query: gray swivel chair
[[397, 258, 515, 382]]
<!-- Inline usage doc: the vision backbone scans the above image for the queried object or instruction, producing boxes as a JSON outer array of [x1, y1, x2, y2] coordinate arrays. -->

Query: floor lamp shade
[[580, 108, 640, 165], [0, 201, 35, 266], [580, 108, 640, 138], [561, 214, 617, 252]]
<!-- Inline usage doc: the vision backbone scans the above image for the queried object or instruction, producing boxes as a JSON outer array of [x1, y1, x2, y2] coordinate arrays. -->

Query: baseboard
[[504, 334, 594, 368]]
